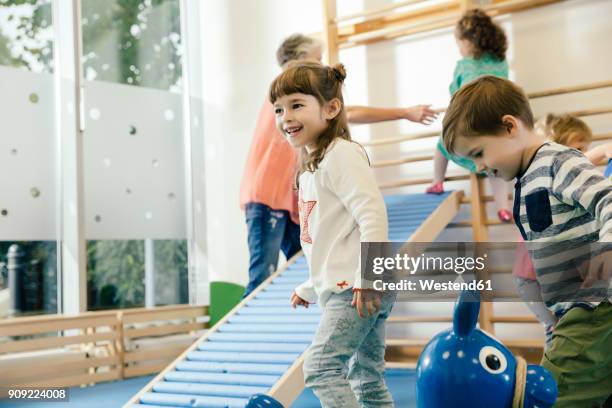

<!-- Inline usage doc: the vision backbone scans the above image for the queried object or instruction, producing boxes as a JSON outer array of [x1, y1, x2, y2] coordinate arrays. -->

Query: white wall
[[199, 1, 333, 286], [199, 0, 612, 339]]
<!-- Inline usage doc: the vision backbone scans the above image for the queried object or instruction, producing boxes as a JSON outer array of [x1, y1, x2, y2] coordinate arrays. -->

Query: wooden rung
[[386, 338, 429, 347], [505, 339, 544, 349], [491, 316, 538, 323], [122, 307, 206, 324], [528, 79, 612, 99], [1, 331, 118, 354], [385, 361, 417, 369], [124, 322, 205, 339], [123, 361, 170, 378], [335, 0, 430, 23], [460, 194, 514, 204], [488, 267, 512, 274], [571, 107, 612, 118], [2, 355, 119, 381], [447, 219, 514, 228], [379, 174, 469, 189], [361, 129, 439, 147], [10, 370, 121, 389], [388, 316, 452, 323], [342, 15, 458, 47], [371, 154, 433, 168], [0, 315, 118, 337], [386, 338, 544, 349], [340, 3, 459, 46], [593, 132, 612, 141], [124, 345, 189, 363]]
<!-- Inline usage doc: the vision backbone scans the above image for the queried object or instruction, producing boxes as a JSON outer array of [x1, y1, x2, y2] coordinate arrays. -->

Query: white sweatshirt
[[294, 139, 388, 307]]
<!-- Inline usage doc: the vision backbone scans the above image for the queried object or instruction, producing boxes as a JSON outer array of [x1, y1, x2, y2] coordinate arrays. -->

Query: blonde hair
[[443, 76, 534, 154], [535, 114, 592, 148], [269, 61, 352, 183]]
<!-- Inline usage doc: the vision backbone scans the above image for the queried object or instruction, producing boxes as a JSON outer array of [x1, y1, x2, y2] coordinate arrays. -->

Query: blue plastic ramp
[[125, 192, 462, 408]]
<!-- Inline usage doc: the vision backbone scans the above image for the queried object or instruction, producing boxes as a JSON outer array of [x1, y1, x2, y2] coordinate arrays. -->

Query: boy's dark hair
[[276, 34, 319, 67], [456, 8, 507, 61], [442, 76, 534, 154]]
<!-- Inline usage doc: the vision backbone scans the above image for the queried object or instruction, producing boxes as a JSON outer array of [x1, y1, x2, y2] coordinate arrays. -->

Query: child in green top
[[427, 8, 513, 223]]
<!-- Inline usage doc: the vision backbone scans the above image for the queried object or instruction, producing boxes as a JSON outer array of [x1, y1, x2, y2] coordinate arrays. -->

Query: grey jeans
[[303, 290, 396, 408]]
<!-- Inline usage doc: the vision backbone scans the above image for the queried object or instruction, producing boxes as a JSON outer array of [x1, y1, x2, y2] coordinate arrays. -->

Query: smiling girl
[[270, 61, 395, 408]]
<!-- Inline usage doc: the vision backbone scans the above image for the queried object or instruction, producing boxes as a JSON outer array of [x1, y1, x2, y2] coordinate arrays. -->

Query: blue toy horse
[[416, 290, 557, 408]]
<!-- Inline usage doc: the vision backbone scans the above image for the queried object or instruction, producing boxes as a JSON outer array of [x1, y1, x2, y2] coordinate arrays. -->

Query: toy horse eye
[[486, 355, 501, 370], [479, 346, 507, 374]]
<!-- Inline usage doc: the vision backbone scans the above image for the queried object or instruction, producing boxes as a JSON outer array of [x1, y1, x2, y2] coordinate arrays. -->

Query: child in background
[[427, 8, 513, 223], [443, 76, 612, 408], [270, 61, 395, 408], [535, 113, 593, 152], [537, 112, 612, 173], [240, 33, 437, 297]]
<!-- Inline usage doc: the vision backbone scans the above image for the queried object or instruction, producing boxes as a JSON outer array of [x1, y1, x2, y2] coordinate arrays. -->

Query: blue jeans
[[243, 202, 301, 297], [303, 290, 396, 408]]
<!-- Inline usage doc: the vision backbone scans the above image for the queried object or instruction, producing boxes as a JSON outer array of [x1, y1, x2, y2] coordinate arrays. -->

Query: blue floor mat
[[291, 368, 416, 408], [0, 369, 416, 408], [0, 376, 154, 408]]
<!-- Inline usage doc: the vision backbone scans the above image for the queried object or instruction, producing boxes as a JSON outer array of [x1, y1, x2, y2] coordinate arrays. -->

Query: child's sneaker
[[498, 209, 513, 223], [426, 182, 444, 195]]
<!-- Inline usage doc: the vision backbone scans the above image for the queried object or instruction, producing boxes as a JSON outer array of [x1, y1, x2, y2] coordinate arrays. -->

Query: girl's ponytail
[[329, 63, 347, 84]]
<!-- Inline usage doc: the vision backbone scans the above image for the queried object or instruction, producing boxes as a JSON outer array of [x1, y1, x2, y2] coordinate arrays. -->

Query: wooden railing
[[321, 0, 563, 63], [0, 304, 208, 393]]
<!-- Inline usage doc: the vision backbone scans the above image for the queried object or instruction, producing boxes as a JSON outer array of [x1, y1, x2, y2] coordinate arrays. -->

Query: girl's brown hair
[[456, 8, 507, 61], [535, 113, 593, 148], [269, 61, 352, 182]]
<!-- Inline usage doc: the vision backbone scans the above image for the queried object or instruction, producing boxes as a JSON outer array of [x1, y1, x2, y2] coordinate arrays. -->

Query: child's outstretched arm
[[346, 105, 438, 125], [585, 142, 612, 165]]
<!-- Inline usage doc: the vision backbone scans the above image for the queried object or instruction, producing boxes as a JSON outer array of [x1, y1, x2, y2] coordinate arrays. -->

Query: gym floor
[[0, 368, 417, 408]]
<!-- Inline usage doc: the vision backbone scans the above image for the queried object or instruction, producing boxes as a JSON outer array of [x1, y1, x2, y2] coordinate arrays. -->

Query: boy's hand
[[351, 289, 382, 318], [290, 291, 310, 309], [579, 252, 612, 288], [404, 105, 438, 125]]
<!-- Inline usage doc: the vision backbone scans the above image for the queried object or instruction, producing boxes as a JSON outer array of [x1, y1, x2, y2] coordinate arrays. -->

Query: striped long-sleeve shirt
[[513, 142, 612, 316]]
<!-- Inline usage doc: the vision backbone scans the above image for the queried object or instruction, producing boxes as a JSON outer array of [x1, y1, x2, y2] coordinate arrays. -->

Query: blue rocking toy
[[246, 393, 284, 408], [416, 290, 557, 408]]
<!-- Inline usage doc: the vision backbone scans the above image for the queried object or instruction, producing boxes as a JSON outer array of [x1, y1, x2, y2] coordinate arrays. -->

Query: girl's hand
[[291, 291, 310, 309], [403, 105, 438, 125], [351, 289, 382, 318]]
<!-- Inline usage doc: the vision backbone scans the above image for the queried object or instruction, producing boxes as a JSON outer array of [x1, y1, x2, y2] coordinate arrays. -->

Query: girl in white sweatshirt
[[269, 61, 395, 408]]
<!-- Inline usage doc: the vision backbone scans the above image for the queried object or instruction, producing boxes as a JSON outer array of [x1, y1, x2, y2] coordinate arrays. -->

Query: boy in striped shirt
[[441, 75, 611, 408]]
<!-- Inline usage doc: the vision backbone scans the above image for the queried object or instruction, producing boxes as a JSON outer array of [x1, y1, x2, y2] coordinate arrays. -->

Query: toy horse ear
[[453, 290, 480, 337]]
